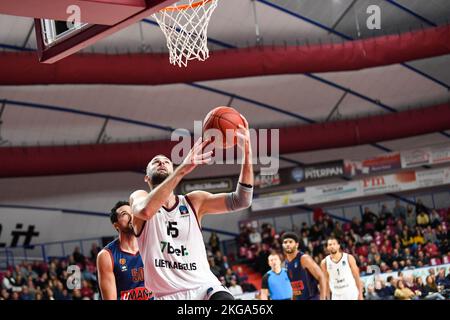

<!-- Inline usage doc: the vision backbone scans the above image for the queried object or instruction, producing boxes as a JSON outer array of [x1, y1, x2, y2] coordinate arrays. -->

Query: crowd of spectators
[[206, 232, 257, 295], [1, 244, 100, 300], [0, 232, 256, 300], [364, 266, 450, 300], [236, 200, 450, 299], [1, 199, 449, 300]]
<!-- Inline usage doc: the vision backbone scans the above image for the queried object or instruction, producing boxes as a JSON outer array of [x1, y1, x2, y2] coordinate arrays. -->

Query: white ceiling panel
[[318, 64, 449, 112], [201, 74, 344, 123], [380, 133, 450, 151], [0, 14, 33, 46], [1, 102, 104, 145]]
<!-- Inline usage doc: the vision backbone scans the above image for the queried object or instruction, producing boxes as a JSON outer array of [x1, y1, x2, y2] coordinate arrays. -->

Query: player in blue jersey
[[281, 232, 327, 300], [96, 201, 152, 300]]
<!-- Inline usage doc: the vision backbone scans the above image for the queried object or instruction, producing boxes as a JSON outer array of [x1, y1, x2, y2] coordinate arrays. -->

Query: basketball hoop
[[152, 0, 218, 67]]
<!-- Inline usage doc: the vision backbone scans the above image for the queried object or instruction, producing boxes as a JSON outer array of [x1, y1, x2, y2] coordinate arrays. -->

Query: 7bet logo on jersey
[[160, 241, 189, 256]]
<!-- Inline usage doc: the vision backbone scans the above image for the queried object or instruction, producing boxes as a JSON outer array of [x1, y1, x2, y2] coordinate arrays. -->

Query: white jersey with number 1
[[325, 252, 359, 300], [137, 195, 226, 299]]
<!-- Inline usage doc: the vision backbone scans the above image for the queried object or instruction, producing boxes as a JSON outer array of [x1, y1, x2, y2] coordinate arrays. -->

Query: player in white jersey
[[129, 116, 253, 300], [320, 237, 363, 300]]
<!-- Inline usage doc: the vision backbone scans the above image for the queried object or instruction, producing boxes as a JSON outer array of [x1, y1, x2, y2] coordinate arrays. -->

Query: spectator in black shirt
[[417, 250, 429, 266], [385, 276, 396, 296], [362, 207, 378, 232], [300, 222, 309, 235], [298, 230, 309, 252], [208, 257, 221, 278], [415, 199, 429, 215], [436, 225, 447, 243], [380, 204, 393, 219], [309, 224, 322, 242], [90, 243, 101, 261], [73, 247, 85, 265], [254, 245, 270, 274], [391, 260, 400, 271], [261, 223, 275, 245], [322, 220, 333, 237], [436, 268, 450, 290], [208, 232, 221, 254]]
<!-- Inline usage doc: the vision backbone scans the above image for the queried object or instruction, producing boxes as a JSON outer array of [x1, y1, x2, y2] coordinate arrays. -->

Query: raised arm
[[348, 254, 364, 300], [186, 116, 254, 222], [97, 250, 117, 300], [301, 254, 327, 300], [130, 138, 212, 221]]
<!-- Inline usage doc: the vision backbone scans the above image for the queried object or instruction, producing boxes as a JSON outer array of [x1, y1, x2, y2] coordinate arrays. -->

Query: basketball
[[202, 106, 245, 149]]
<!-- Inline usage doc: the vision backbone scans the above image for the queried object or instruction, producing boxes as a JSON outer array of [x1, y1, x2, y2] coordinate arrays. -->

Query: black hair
[[326, 236, 339, 244], [110, 201, 130, 224], [281, 232, 299, 243]]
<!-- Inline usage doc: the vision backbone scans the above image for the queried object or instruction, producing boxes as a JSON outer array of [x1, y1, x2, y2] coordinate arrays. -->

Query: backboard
[[31, 0, 178, 63]]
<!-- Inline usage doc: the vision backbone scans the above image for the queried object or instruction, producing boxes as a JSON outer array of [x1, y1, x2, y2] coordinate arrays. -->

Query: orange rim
[[160, 0, 214, 11]]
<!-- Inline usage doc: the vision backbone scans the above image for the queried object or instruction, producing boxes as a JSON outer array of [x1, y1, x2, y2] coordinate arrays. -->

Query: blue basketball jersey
[[284, 251, 319, 300], [103, 239, 152, 300]]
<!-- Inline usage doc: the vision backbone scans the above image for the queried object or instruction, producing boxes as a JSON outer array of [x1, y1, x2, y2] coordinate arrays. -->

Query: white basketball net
[[152, 0, 218, 67]]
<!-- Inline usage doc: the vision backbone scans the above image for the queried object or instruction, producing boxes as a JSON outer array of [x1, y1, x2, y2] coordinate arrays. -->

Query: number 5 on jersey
[[167, 221, 179, 238]]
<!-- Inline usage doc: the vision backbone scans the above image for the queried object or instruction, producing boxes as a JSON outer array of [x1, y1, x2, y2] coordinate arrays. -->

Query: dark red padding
[[0, 24, 449, 84], [0, 103, 448, 177]]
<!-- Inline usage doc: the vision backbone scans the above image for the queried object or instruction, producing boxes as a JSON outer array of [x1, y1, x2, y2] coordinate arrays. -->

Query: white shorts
[[332, 289, 359, 300], [155, 285, 231, 300]]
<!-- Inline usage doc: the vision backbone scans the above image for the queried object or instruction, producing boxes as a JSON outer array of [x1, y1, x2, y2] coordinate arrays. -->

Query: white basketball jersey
[[325, 253, 358, 296], [137, 195, 221, 297]]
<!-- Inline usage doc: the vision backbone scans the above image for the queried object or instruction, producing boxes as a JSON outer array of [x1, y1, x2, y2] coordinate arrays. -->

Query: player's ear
[[144, 175, 149, 183]]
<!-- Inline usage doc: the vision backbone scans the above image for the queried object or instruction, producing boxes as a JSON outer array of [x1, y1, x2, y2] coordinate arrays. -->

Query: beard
[[122, 224, 135, 234], [150, 170, 170, 186], [330, 249, 338, 255], [118, 214, 134, 234], [283, 247, 293, 254]]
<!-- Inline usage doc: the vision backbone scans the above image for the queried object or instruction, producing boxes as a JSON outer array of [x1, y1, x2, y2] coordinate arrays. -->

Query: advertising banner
[[251, 188, 307, 211], [401, 148, 432, 168], [416, 168, 448, 188], [289, 160, 345, 183], [306, 181, 362, 205], [361, 171, 417, 196], [252, 166, 449, 212], [344, 153, 401, 176], [180, 177, 234, 194], [431, 145, 450, 165], [254, 172, 281, 189], [255, 160, 345, 190]]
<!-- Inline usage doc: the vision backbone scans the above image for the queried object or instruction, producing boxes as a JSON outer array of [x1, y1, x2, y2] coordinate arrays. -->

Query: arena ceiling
[[0, 0, 450, 179]]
